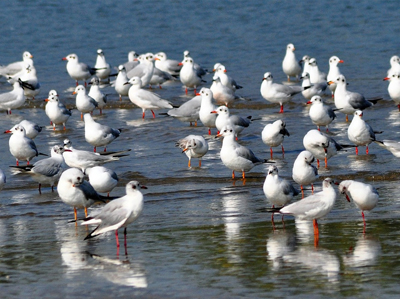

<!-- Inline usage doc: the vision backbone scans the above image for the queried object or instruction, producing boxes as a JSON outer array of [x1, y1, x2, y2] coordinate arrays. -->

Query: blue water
[[1, 1, 400, 298]]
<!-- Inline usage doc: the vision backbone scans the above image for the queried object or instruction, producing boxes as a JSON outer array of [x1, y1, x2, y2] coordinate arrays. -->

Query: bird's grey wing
[[282, 179, 299, 196], [32, 159, 61, 176], [231, 115, 250, 127], [280, 195, 324, 215], [236, 145, 264, 163], [27, 138, 38, 153], [77, 181, 102, 202], [348, 91, 371, 109]]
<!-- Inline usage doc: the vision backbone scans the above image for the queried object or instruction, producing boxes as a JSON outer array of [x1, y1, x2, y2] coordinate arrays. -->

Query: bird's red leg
[[270, 147, 273, 159], [151, 110, 155, 118], [355, 147, 359, 155], [301, 185, 304, 198], [142, 111, 145, 119], [84, 207, 88, 217], [311, 184, 314, 194], [366, 146, 369, 155], [279, 105, 284, 113], [232, 171, 235, 179]]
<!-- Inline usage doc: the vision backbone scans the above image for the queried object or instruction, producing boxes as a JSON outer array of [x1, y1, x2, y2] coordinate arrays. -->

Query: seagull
[[260, 72, 308, 113], [216, 125, 270, 179], [210, 72, 236, 106], [292, 150, 318, 197], [338, 180, 379, 228], [0, 51, 33, 77], [149, 64, 175, 89], [211, 105, 252, 136], [123, 51, 139, 72], [327, 75, 381, 121], [383, 72, 400, 111], [261, 119, 290, 159], [282, 43, 302, 82], [57, 168, 107, 220], [307, 58, 327, 83], [5, 124, 38, 166], [176, 135, 209, 167], [81, 180, 146, 255], [18, 119, 42, 139], [213, 64, 242, 91], [348, 110, 380, 155], [9, 145, 67, 194], [165, 94, 201, 126], [125, 76, 173, 119], [83, 113, 121, 152], [126, 53, 155, 87], [299, 55, 311, 74], [264, 165, 299, 223], [327, 56, 344, 97], [88, 77, 107, 114], [62, 53, 96, 86], [44, 94, 72, 130], [73, 85, 98, 120], [85, 166, 119, 196], [300, 72, 327, 100], [62, 139, 129, 173], [387, 55, 400, 77], [114, 65, 131, 100], [0, 79, 30, 114], [179, 56, 204, 95], [8, 63, 41, 100], [279, 178, 337, 236], [94, 49, 112, 82], [198, 87, 217, 135], [307, 95, 336, 131], [182, 50, 208, 77], [154, 52, 182, 76]]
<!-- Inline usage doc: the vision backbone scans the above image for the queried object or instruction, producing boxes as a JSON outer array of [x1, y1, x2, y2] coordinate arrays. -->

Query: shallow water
[[1, 1, 400, 298]]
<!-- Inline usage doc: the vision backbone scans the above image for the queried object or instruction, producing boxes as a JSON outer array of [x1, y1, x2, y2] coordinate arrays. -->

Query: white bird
[[88, 77, 107, 114], [10, 145, 67, 193], [307, 58, 326, 83], [81, 181, 146, 254], [383, 72, 400, 111], [292, 150, 318, 197], [0, 169, 6, 191], [149, 64, 174, 88], [279, 178, 337, 235], [0, 51, 33, 77], [348, 110, 379, 155], [282, 43, 302, 82], [8, 63, 41, 100], [57, 168, 107, 220], [182, 50, 207, 77], [179, 56, 204, 95], [154, 52, 182, 76], [261, 119, 290, 159], [176, 135, 209, 168], [300, 72, 327, 100], [307, 95, 336, 131], [73, 85, 98, 120], [125, 76, 173, 119], [0, 79, 29, 114], [126, 53, 155, 87], [18, 119, 42, 139], [5, 124, 38, 166], [260, 72, 307, 113], [211, 105, 252, 136], [264, 165, 299, 222], [300, 55, 311, 74], [166, 94, 201, 126], [123, 51, 139, 72], [62, 53, 96, 86], [213, 64, 242, 91], [85, 166, 119, 196], [83, 113, 121, 152], [328, 75, 381, 121], [210, 72, 236, 106], [198, 87, 217, 135], [62, 139, 128, 173], [327, 56, 344, 97], [45, 94, 72, 130], [339, 180, 379, 228], [216, 125, 268, 179], [387, 55, 400, 77], [114, 65, 131, 100], [94, 49, 112, 82]]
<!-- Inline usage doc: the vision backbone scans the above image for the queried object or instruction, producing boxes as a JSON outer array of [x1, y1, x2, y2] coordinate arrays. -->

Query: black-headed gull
[[307, 95, 336, 131], [387, 55, 400, 77], [347, 110, 381, 155], [8, 63, 41, 100], [213, 64, 242, 91], [0, 51, 33, 77], [260, 72, 308, 113], [198, 87, 217, 135], [125, 76, 173, 119], [300, 72, 327, 100], [114, 65, 131, 101], [149, 64, 174, 89], [18, 119, 42, 139], [94, 49, 112, 82], [282, 43, 302, 82], [211, 105, 252, 136], [45, 94, 72, 130], [10, 145, 67, 194], [339, 180, 379, 228], [0, 79, 30, 114], [123, 51, 139, 72], [279, 178, 337, 236], [383, 72, 400, 111], [73, 85, 98, 120], [88, 76, 107, 114], [261, 119, 290, 159], [292, 150, 318, 197], [307, 58, 327, 83], [300, 55, 311, 74], [264, 165, 299, 222], [83, 113, 121, 152], [62, 53, 96, 86], [85, 166, 119, 196], [216, 125, 269, 179], [176, 135, 209, 168], [81, 180, 146, 255], [327, 56, 344, 97], [165, 94, 201, 126], [210, 72, 236, 106], [5, 124, 38, 166], [179, 56, 204, 95], [57, 168, 107, 220], [154, 52, 182, 76], [327, 75, 381, 121], [183, 50, 207, 77], [126, 53, 155, 87]]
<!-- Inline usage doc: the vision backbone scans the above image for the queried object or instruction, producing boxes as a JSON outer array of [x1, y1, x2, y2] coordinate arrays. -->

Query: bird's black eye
[[193, 142, 197, 146], [132, 185, 136, 189], [77, 177, 81, 180], [342, 79, 345, 82], [229, 129, 233, 132]]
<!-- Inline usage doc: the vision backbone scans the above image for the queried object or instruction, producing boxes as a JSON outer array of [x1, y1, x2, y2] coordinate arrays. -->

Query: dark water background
[[1, 1, 400, 298]]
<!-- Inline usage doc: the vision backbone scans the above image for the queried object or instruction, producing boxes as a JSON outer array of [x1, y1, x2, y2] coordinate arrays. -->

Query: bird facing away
[[261, 119, 290, 159], [176, 135, 209, 168]]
